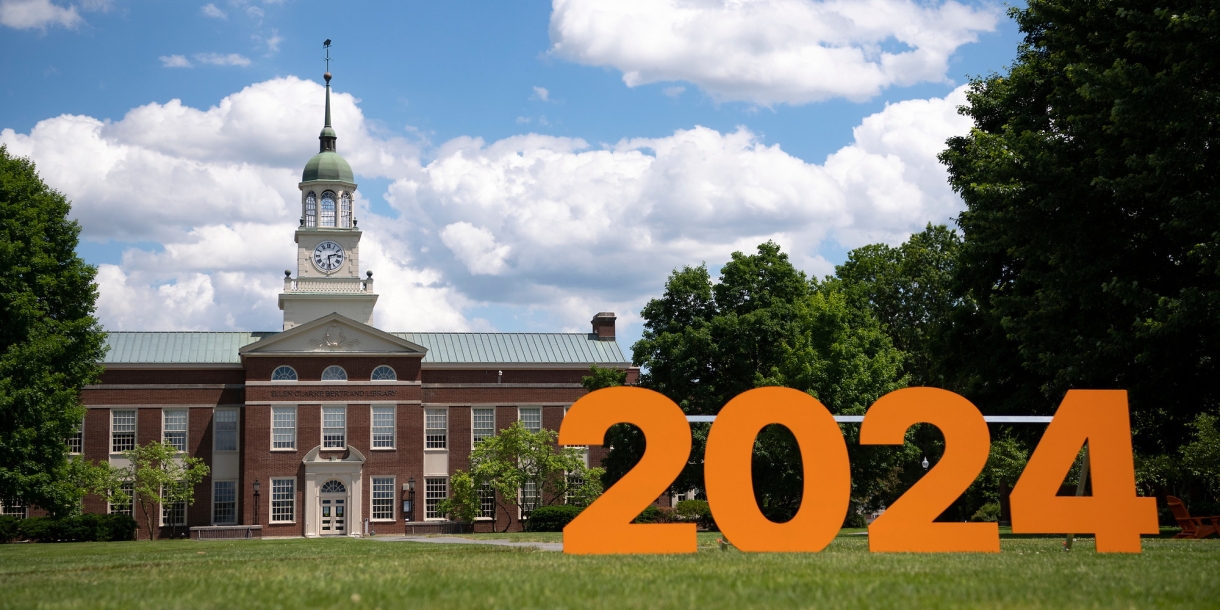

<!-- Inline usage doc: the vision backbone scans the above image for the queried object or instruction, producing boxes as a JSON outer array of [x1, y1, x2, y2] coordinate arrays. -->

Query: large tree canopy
[[630, 242, 909, 518], [0, 146, 107, 516], [939, 0, 1220, 453]]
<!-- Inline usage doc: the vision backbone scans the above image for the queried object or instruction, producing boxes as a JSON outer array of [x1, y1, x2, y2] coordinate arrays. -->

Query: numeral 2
[[559, 387, 697, 554], [860, 387, 999, 552]]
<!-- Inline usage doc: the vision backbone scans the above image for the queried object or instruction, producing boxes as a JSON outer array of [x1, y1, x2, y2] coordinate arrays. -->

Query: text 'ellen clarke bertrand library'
[[55, 68, 636, 540]]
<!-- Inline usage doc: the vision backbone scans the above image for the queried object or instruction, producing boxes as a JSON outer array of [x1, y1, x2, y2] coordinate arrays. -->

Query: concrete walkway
[[374, 535, 563, 552]]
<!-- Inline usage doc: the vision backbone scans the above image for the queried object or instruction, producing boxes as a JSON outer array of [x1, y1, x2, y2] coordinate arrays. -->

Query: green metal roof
[[102, 331, 629, 365], [301, 151, 354, 183], [395, 333, 628, 365]]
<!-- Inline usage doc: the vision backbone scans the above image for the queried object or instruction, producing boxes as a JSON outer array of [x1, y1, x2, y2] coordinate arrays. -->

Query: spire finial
[[319, 39, 337, 152]]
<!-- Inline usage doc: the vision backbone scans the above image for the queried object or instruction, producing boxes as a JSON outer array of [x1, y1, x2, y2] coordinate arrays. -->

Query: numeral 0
[[560, 387, 1157, 554]]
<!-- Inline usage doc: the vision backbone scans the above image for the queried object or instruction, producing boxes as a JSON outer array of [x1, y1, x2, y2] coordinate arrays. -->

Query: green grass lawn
[[2, 532, 1218, 609]]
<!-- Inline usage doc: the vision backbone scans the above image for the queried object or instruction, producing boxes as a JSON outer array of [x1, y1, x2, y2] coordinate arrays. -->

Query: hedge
[[524, 505, 584, 532], [2, 514, 137, 543]]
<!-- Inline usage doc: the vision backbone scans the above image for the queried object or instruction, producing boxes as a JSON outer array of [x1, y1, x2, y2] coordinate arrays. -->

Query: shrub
[[843, 510, 868, 529], [15, 514, 137, 542], [632, 505, 675, 524], [674, 500, 718, 531], [971, 502, 1002, 523], [0, 516, 19, 543], [525, 505, 583, 532]]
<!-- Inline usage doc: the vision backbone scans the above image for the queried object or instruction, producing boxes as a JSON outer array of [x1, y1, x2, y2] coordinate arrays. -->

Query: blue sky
[[1, 0, 1022, 351]]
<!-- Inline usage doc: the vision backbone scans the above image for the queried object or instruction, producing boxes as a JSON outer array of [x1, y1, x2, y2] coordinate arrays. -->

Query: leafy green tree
[[939, 0, 1220, 454], [581, 365, 644, 490], [435, 470, 481, 524], [0, 146, 107, 517], [631, 242, 909, 519], [122, 441, 209, 539], [467, 421, 602, 532]]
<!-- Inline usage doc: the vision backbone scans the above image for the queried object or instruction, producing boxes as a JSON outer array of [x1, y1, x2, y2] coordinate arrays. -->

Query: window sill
[[270, 448, 298, 452], [423, 448, 448, 452], [370, 519, 396, 523], [268, 521, 296, 525], [370, 447, 397, 451]]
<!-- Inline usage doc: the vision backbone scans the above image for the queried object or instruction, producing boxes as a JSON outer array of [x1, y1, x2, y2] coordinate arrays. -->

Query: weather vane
[[323, 39, 332, 75]]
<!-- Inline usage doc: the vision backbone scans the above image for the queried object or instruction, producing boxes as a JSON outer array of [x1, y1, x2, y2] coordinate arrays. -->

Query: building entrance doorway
[[319, 480, 347, 535]]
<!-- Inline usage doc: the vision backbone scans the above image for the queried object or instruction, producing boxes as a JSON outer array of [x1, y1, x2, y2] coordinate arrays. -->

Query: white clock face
[[312, 241, 345, 273]]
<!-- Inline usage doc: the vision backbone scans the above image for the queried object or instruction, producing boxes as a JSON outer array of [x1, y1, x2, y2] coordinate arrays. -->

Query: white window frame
[[66, 417, 83, 455], [271, 406, 297, 451], [214, 408, 239, 452], [270, 477, 296, 524], [111, 409, 136, 454], [472, 407, 495, 446], [322, 406, 346, 449], [519, 407, 542, 433], [163, 408, 188, 452], [424, 408, 447, 450], [370, 476, 395, 522], [424, 477, 447, 521], [371, 406, 395, 450], [212, 480, 237, 525], [371, 365, 397, 381], [108, 482, 133, 516], [271, 365, 298, 382], [477, 483, 495, 521], [160, 484, 186, 527], [519, 481, 540, 519], [304, 192, 317, 228], [1, 501, 27, 519]]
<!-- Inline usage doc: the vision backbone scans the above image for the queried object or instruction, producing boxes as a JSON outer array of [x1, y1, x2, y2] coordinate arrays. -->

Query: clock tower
[[278, 53, 378, 330]]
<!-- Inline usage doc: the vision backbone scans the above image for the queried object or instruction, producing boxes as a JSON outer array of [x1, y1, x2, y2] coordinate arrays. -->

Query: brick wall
[[244, 356, 423, 381]]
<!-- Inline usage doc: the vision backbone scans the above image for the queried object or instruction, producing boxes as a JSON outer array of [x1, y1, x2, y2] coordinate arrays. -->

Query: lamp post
[[404, 478, 416, 525], [253, 479, 261, 526]]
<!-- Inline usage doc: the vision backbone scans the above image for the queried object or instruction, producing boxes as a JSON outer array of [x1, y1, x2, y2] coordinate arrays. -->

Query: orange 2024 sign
[[558, 386, 1158, 555]]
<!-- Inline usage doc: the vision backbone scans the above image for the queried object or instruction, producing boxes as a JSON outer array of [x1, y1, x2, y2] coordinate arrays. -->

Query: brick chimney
[[591, 312, 616, 340]]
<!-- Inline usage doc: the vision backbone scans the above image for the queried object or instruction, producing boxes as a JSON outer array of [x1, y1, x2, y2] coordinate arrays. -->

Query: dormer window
[[321, 191, 336, 227], [340, 192, 352, 228], [271, 365, 298, 381], [305, 192, 317, 227], [321, 365, 347, 381]]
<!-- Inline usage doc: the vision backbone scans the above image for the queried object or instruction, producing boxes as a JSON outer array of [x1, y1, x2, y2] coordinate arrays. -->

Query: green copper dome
[[302, 151, 354, 183]]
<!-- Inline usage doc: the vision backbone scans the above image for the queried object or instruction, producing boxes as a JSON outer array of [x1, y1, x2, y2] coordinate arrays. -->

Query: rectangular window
[[472, 408, 495, 444], [371, 477, 394, 521], [371, 407, 395, 449], [66, 418, 83, 454], [272, 407, 296, 450], [519, 407, 542, 433], [213, 481, 236, 525], [214, 409, 238, 452], [163, 409, 187, 451], [271, 478, 295, 523], [161, 485, 186, 527], [519, 481, 539, 517], [566, 472, 585, 506], [479, 484, 495, 519], [323, 407, 346, 448], [111, 409, 136, 453], [109, 482, 133, 516], [424, 478, 447, 520], [0, 501, 27, 519], [425, 408, 447, 449]]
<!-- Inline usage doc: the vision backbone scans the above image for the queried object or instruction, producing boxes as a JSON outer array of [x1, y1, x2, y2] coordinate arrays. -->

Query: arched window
[[321, 365, 347, 381], [320, 480, 346, 493], [340, 192, 352, 228], [371, 365, 396, 381], [320, 191, 336, 227], [304, 192, 317, 227], [271, 365, 298, 381]]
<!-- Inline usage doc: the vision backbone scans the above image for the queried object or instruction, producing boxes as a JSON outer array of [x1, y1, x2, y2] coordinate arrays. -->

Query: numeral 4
[[1009, 390, 1158, 552]]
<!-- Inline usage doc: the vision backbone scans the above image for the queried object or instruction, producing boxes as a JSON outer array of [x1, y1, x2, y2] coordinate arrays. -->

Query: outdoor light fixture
[[921, 456, 930, 470], [403, 477, 416, 527], [252, 479, 261, 526]]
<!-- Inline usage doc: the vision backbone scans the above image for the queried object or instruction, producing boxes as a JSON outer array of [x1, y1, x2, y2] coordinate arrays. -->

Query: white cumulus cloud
[[200, 3, 225, 19], [193, 52, 252, 67], [0, 0, 81, 29], [160, 55, 192, 68], [1, 77, 972, 336], [549, 0, 998, 104]]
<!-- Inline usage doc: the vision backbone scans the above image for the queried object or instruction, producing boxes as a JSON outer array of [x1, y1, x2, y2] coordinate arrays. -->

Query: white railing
[[284, 277, 374, 293]]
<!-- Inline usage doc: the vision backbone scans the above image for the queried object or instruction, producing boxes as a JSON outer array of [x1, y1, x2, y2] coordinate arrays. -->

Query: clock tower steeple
[[278, 40, 378, 330]]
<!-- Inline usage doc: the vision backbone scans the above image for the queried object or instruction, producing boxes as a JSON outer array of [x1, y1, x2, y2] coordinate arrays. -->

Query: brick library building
[[42, 72, 635, 539]]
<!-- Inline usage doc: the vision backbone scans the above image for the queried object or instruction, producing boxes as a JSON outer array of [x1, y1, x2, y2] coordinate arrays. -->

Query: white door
[[319, 480, 347, 535]]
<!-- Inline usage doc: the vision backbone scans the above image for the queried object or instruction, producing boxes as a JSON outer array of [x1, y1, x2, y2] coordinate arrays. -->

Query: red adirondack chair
[[1167, 496, 1220, 539]]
